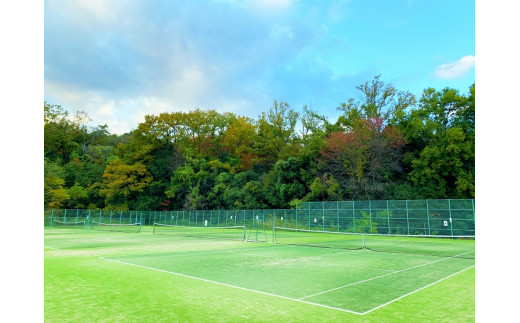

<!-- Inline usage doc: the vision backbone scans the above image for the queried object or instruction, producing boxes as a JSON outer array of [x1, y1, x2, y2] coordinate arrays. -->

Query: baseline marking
[[99, 256, 364, 315], [100, 251, 474, 315], [299, 250, 475, 300], [45, 246, 61, 250]]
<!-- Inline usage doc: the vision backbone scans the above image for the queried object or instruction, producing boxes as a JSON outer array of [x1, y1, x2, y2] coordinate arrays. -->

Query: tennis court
[[45, 222, 475, 320]]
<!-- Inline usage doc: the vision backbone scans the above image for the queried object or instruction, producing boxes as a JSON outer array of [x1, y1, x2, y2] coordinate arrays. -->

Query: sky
[[44, 0, 475, 134]]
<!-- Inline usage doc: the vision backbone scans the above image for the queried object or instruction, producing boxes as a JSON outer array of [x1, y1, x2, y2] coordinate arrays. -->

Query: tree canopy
[[44, 77, 475, 210]]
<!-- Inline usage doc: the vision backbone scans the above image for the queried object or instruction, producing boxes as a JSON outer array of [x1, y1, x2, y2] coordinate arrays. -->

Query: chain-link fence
[[45, 199, 475, 237]]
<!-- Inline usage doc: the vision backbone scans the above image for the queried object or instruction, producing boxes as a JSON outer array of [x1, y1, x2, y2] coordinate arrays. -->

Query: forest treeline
[[44, 75, 475, 211]]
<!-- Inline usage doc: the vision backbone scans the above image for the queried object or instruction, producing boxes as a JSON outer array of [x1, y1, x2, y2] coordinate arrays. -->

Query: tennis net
[[53, 220, 86, 228], [91, 221, 142, 233], [153, 223, 246, 241], [274, 227, 475, 259]]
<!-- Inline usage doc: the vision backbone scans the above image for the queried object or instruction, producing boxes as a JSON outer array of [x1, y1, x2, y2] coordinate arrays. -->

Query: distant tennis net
[[53, 220, 86, 228], [274, 227, 475, 259], [91, 221, 142, 233], [153, 223, 246, 241]]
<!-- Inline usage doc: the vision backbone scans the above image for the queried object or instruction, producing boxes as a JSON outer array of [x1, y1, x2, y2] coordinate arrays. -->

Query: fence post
[[406, 200, 410, 235], [369, 200, 373, 233], [337, 201, 340, 232], [426, 200, 431, 235], [352, 202, 356, 233], [322, 203, 325, 231], [386, 200, 390, 234], [448, 199, 454, 237], [472, 199, 475, 234], [308, 207, 311, 231]]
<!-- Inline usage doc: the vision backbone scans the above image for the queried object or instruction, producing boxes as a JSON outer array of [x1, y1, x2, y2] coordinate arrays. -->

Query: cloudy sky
[[44, 0, 475, 134]]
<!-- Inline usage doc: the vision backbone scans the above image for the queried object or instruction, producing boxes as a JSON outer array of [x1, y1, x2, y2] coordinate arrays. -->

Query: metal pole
[[352, 202, 355, 233], [386, 200, 390, 234], [448, 199, 454, 237], [369, 201, 372, 233], [337, 201, 340, 232], [406, 200, 410, 235], [426, 200, 431, 235]]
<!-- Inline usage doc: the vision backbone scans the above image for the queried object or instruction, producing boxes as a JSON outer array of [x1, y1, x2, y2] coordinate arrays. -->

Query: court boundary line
[[299, 250, 475, 300], [99, 251, 474, 316], [99, 256, 364, 315], [360, 265, 475, 315]]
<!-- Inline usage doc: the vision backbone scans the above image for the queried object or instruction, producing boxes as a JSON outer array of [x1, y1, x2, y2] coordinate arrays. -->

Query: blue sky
[[44, 0, 475, 134]]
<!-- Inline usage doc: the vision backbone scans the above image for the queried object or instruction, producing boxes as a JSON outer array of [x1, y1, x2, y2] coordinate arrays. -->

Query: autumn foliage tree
[[43, 76, 475, 210]]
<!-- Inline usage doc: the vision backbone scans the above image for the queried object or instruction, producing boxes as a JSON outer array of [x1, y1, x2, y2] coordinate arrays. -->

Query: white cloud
[[435, 55, 475, 79]]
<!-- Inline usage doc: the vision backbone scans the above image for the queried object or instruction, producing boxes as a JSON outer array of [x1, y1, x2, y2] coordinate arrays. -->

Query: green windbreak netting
[[45, 199, 475, 241], [296, 199, 475, 236]]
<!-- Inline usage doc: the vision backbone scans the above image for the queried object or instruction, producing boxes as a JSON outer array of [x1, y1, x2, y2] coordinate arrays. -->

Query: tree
[[222, 116, 257, 171], [44, 102, 78, 164], [100, 159, 153, 209], [397, 85, 475, 198], [337, 74, 416, 132], [255, 100, 300, 167]]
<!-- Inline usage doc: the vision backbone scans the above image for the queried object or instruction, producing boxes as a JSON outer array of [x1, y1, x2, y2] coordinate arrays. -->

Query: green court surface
[[45, 226, 475, 322]]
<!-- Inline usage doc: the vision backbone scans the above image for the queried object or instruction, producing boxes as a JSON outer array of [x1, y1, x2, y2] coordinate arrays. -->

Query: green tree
[[255, 100, 300, 167], [100, 159, 153, 209]]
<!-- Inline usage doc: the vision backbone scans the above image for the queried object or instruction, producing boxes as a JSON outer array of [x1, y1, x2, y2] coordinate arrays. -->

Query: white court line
[[360, 265, 475, 315], [45, 246, 61, 250], [299, 250, 475, 300], [100, 254, 474, 316], [99, 256, 365, 315]]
